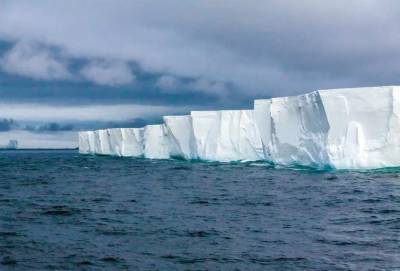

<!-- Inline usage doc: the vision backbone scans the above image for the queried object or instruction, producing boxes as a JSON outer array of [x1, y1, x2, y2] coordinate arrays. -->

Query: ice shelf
[[79, 86, 400, 169]]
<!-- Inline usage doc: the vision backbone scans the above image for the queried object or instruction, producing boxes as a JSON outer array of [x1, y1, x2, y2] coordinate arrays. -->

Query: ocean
[[0, 150, 399, 270]]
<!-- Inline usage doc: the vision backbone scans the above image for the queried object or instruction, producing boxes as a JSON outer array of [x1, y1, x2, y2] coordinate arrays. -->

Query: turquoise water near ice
[[0, 150, 399, 270]]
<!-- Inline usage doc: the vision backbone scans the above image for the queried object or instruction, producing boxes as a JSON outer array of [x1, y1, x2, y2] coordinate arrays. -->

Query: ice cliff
[[79, 86, 400, 169]]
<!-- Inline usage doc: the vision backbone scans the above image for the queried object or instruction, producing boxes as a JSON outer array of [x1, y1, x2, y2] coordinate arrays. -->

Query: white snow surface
[[79, 86, 400, 169]]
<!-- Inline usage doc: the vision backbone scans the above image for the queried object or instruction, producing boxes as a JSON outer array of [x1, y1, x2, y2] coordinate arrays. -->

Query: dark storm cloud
[[79, 117, 164, 131], [25, 122, 75, 133], [104, 118, 161, 129], [0, 0, 400, 108], [9, 118, 162, 134], [0, 118, 76, 133], [0, 61, 233, 107], [0, 118, 16, 131]]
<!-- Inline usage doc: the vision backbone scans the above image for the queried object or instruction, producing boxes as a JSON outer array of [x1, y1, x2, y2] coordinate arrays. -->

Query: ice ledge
[[79, 86, 400, 170]]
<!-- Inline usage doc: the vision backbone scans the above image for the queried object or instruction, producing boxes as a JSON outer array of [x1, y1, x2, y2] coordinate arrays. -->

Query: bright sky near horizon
[[1, 0, 400, 147]]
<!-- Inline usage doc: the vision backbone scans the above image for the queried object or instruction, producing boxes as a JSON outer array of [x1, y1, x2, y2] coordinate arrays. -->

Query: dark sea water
[[0, 150, 399, 270]]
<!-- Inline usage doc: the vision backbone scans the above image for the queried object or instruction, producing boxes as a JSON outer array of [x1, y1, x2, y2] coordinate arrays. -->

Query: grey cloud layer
[[0, 118, 16, 131], [0, 103, 188, 122], [0, 118, 155, 133], [0, 41, 72, 80], [2, 0, 400, 99], [0, 41, 136, 86], [79, 60, 135, 86]]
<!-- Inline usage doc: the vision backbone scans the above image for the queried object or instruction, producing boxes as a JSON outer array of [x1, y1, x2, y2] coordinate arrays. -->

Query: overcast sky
[[1, 0, 400, 147]]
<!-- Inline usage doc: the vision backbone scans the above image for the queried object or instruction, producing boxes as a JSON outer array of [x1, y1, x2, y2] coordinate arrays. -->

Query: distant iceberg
[[0, 140, 18, 149], [79, 86, 400, 169]]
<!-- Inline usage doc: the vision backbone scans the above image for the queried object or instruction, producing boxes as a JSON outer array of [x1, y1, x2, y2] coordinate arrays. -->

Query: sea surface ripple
[[0, 150, 399, 270]]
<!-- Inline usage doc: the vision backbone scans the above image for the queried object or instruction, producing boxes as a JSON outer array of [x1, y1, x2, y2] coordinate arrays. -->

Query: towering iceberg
[[79, 86, 400, 169]]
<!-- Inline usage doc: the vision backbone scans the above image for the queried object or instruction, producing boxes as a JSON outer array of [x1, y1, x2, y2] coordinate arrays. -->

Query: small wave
[[42, 205, 79, 216], [1, 256, 17, 266]]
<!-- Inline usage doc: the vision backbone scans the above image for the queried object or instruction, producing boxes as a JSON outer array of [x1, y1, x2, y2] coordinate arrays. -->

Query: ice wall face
[[190, 111, 220, 160], [78, 131, 91, 154], [254, 92, 330, 168], [108, 129, 123, 156], [121, 128, 144, 157], [163, 115, 198, 160], [92, 129, 111, 155], [269, 91, 330, 167], [78, 128, 144, 157], [79, 86, 400, 169], [254, 99, 272, 159], [87, 131, 96, 154], [191, 110, 264, 162], [319, 86, 400, 168], [143, 125, 174, 159], [217, 110, 264, 162]]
